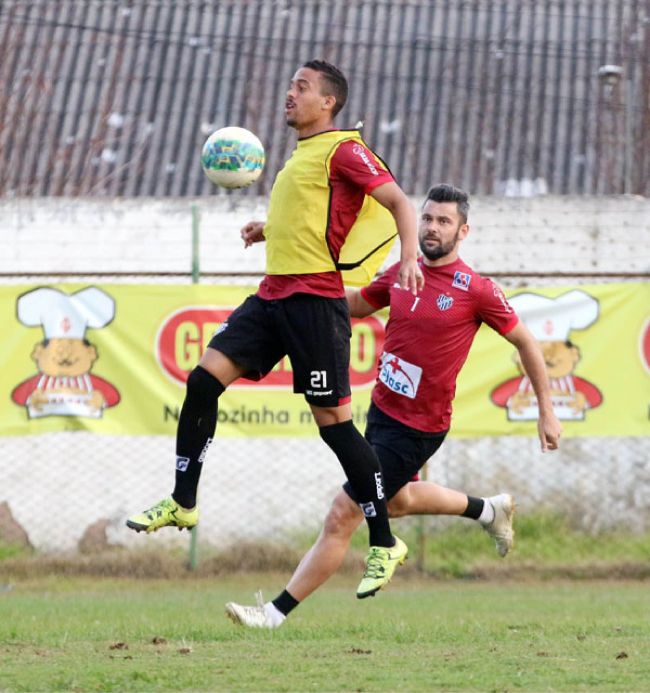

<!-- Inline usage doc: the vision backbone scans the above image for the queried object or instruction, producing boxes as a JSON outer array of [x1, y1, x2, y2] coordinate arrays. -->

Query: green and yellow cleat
[[356, 535, 408, 599], [126, 497, 198, 534]]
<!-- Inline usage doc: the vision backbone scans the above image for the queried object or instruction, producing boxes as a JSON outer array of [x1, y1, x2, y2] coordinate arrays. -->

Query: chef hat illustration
[[508, 290, 598, 342], [17, 287, 115, 340]]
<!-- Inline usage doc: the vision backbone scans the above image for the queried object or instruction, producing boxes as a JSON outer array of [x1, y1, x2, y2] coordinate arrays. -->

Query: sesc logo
[[156, 307, 385, 387]]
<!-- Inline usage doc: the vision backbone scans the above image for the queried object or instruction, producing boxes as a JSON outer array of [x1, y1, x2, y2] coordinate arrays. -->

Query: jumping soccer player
[[126, 60, 424, 598]]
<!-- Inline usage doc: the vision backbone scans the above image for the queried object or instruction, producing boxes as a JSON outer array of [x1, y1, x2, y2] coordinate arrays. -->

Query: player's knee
[[185, 366, 225, 408], [323, 494, 360, 538], [387, 487, 411, 518]]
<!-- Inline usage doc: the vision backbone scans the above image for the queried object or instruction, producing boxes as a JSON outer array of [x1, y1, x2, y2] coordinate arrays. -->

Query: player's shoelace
[[362, 547, 390, 579], [144, 498, 174, 519]]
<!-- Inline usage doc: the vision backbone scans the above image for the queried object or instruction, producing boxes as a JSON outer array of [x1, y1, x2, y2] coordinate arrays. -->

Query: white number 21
[[310, 370, 327, 388]]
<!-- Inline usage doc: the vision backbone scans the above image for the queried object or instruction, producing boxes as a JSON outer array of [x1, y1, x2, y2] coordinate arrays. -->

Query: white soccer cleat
[[225, 590, 280, 629], [482, 493, 515, 557]]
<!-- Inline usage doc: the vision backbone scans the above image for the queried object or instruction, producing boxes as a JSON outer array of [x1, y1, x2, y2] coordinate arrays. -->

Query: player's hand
[[538, 411, 562, 452], [240, 221, 266, 247], [398, 258, 424, 295]]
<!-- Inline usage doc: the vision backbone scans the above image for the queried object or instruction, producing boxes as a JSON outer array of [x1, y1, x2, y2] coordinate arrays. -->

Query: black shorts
[[343, 402, 448, 501], [208, 293, 352, 407]]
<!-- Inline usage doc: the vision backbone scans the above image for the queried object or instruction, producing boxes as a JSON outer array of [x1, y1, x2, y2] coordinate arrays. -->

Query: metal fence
[[2, 426, 649, 555]]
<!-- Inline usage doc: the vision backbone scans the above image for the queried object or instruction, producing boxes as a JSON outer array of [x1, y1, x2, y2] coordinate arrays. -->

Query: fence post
[[415, 462, 428, 572], [188, 203, 200, 570]]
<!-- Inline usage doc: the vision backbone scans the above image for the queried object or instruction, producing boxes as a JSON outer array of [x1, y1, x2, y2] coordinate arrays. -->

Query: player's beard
[[419, 228, 461, 261]]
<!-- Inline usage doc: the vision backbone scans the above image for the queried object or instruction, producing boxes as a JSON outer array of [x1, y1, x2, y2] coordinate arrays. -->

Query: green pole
[[416, 463, 428, 572], [189, 204, 200, 570], [191, 204, 201, 284]]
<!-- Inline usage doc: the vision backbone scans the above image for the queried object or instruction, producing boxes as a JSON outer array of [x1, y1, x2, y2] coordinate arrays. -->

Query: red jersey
[[361, 258, 519, 432], [258, 137, 394, 300]]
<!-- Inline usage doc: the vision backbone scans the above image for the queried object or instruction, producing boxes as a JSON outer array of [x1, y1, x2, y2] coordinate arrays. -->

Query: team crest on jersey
[[436, 293, 454, 311], [452, 271, 471, 291]]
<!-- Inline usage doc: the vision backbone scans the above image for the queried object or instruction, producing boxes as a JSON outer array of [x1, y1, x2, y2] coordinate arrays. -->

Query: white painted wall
[[2, 195, 649, 276]]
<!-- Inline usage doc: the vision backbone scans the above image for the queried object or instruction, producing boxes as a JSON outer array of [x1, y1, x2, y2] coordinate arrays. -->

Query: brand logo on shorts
[[176, 456, 190, 472], [436, 293, 454, 311], [360, 501, 377, 518]]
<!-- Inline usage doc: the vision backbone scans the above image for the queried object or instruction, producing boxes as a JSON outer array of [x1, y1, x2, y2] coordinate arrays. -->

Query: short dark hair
[[302, 59, 348, 117], [425, 184, 470, 223]]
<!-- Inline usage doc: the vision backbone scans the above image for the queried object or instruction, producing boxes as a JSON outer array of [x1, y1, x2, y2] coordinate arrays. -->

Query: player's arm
[[240, 220, 265, 247], [345, 288, 377, 318], [503, 321, 562, 451], [370, 182, 423, 295]]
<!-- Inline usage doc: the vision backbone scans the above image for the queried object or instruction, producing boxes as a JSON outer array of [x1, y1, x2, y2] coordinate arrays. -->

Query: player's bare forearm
[[370, 182, 423, 294], [505, 322, 563, 451], [345, 289, 377, 318]]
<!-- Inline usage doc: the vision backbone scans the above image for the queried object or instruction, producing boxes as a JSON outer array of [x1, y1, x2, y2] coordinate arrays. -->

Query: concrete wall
[[2, 195, 649, 276]]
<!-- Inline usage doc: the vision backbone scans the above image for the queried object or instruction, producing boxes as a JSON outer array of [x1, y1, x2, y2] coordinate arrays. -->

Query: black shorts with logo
[[208, 293, 352, 407], [343, 402, 448, 501]]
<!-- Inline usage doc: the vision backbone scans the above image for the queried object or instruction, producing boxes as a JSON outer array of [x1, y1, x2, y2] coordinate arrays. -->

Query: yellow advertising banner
[[0, 282, 648, 438]]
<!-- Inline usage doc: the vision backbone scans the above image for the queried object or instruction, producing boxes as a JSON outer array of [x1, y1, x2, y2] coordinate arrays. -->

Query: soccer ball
[[201, 126, 265, 189]]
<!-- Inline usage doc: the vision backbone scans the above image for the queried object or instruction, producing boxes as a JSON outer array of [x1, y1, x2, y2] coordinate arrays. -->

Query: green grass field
[[1, 575, 649, 692]]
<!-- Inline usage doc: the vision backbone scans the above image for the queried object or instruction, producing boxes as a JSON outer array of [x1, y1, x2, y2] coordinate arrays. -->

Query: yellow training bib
[[264, 130, 397, 286]]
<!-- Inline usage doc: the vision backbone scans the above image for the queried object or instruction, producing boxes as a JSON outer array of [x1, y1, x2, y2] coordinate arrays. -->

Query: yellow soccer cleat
[[126, 497, 198, 534], [356, 535, 408, 599]]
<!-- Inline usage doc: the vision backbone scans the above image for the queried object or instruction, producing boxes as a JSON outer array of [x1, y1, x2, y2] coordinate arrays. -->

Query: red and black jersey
[[361, 257, 519, 432]]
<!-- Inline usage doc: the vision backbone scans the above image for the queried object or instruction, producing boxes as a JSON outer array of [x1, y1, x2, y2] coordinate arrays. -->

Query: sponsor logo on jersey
[[436, 293, 454, 311], [452, 271, 472, 291], [352, 143, 379, 175], [378, 351, 422, 399], [176, 456, 190, 472], [491, 282, 513, 313]]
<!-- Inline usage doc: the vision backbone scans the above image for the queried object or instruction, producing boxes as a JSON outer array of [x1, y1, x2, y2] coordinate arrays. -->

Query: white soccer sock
[[264, 602, 287, 627], [478, 498, 495, 525]]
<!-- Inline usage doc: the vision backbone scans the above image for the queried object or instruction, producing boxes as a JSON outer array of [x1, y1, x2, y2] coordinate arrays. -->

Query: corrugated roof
[[1, 0, 648, 197]]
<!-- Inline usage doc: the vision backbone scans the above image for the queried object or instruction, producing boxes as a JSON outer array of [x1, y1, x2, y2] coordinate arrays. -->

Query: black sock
[[172, 366, 225, 509], [272, 590, 300, 616], [462, 495, 484, 520], [319, 420, 394, 547]]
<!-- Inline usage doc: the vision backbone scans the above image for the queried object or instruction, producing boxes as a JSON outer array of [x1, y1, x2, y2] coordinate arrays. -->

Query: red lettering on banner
[[156, 309, 385, 387]]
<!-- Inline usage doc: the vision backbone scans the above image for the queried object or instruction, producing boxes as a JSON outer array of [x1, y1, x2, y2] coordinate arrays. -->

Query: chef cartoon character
[[491, 290, 603, 421], [11, 287, 120, 419]]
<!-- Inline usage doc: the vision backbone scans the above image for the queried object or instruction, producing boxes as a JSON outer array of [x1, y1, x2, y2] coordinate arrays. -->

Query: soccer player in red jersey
[[226, 184, 563, 628], [127, 60, 424, 599]]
